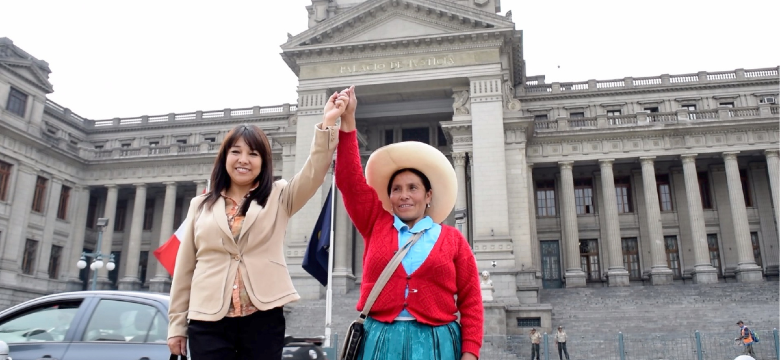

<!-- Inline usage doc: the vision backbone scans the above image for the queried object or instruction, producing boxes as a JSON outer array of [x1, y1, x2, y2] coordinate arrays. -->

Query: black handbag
[[339, 232, 424, 360], [169, 355, 187, 360]]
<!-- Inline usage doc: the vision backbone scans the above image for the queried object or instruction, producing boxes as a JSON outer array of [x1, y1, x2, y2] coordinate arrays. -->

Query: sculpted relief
[[452, 90, 470, 115], [503, 80, 522, 112]]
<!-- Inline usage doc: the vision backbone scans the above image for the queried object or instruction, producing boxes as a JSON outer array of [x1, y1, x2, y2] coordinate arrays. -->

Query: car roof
[[0, 291, 170, 315]]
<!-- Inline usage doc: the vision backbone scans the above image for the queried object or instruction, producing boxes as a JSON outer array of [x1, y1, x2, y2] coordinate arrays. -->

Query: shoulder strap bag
[[339, 231, 425, 360]]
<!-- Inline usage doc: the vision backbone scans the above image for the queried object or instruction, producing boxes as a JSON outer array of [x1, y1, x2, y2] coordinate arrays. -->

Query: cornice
[[527, 126, 779, 146], [518, 78, 779, 102], [84, 116, 290, 135], [0, 61, 54, 93]]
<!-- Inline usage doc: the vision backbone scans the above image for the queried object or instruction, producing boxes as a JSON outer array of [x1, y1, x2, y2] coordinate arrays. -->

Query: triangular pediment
[[282, 0, 516, 50], [0, 38, 54, 93]]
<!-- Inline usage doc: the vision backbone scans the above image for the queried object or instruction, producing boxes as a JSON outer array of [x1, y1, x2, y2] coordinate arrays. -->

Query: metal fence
[[478, 329, 779, 360]]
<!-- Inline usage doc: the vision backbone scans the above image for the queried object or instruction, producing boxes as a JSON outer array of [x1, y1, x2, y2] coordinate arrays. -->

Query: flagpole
[[324, 162, 336, 348]]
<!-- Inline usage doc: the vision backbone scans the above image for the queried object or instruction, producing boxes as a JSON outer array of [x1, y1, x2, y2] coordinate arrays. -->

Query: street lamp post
[[76, 217, 116, 290]]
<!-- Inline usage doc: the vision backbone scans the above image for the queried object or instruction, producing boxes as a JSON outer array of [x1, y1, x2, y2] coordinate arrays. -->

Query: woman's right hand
[[339, 85, 357, 132], [168, 336, 187, 356]]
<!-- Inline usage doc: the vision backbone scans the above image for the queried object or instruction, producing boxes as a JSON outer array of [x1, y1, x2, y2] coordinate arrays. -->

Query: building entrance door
[[541, 240, 563, 288]]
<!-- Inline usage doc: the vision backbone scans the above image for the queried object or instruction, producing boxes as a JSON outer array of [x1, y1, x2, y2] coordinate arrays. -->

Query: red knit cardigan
[[335, 130, 483, 357]]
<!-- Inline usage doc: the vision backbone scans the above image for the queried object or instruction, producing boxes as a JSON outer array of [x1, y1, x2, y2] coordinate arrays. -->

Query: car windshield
[[0, 301, 81, 343]]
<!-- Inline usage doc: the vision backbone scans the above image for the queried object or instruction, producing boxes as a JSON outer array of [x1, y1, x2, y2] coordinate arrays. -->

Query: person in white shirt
[[554, 326, 570, 360]]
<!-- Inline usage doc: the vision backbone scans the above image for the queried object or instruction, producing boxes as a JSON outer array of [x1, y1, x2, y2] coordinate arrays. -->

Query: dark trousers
[[188, 307, 285, 360], [531, 343, 540, 360], [557, 342, 570, 360]]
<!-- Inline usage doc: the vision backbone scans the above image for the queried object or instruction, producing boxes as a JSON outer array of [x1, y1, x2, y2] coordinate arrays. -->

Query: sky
[[1, 0, 777, 120]]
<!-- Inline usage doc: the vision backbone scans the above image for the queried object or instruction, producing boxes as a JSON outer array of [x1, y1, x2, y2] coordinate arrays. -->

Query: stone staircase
[[541, 280, 780, 335]]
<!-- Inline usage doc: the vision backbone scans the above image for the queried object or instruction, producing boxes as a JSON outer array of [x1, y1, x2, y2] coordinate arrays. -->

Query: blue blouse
[[393, 215, 442, 320]]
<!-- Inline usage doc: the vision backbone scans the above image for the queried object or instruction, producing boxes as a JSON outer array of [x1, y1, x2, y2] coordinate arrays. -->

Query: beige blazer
[[168, 124, 338, 339]]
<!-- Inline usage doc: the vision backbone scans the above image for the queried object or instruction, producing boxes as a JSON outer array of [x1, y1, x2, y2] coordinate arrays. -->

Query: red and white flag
[[153, 181, 209, 276]]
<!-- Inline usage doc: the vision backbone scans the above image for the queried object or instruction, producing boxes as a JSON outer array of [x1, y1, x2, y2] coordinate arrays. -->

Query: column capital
[[192, 180, 206, 185], [17, 164, 39, 175], [452, 152, 467, 166], [598, 159, 615, 168], [680, 154, 698, 164], [765, 149, 780, 158], [105, 184, 118, 190], [163, 181, 178, 186], [639, 156, 656, 165], [722, 151, 740, 160], [132, 183, 147, 188], [558, 161, 574, 170], [74, 184, 89, 192]]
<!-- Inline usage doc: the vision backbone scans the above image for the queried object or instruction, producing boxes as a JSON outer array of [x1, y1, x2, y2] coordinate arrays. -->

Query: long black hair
[[198, 124, 275, 215]]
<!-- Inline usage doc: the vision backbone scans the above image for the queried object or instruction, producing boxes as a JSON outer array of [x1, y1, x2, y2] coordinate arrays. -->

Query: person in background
[[335, 86, 483, 360], [736, 320, 756, 358], [530, 328, 542, 360], [554, 325, 570, 360], [166, 91, 347, 360]]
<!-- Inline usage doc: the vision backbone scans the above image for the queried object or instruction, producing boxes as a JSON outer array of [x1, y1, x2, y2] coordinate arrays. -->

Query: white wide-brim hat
[[365, 141, 457, 224]]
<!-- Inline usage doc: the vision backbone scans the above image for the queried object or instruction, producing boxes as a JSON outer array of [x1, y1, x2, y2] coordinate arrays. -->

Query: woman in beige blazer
[[167, 91, 348, 360]]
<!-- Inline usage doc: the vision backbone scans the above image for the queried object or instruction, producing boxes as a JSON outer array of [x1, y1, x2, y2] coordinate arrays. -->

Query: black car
[[0, 291, 326, 360]]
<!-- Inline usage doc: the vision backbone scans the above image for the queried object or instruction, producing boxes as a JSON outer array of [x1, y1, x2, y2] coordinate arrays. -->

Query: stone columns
[[331, 187, 355, 294], [680, 154, 719, 284], [150, 181, 177, 292], [65, 186, 91, 291], [765, 149, 780, 231], [194, 180, 207, 196], [0, 165, 37, 281], [599, 160, 629, 286], [639, 157, 673, 285], [527, 163, 540, 273], [36, 178, 63, 278], [559, 161, 586, 287], [452, 152, 469, 239], [118, 183, 146, 290], [468, 77, 516, 303], [96, 184, 118, 289], [723, 152, 763, 282]]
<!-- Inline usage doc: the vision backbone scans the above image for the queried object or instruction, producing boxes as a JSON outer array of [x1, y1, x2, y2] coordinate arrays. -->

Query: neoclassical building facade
[[1, 0, 778, 333]]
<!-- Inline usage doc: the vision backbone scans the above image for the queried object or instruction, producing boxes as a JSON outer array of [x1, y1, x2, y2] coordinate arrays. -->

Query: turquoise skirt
[[357, 317, 461, 360]]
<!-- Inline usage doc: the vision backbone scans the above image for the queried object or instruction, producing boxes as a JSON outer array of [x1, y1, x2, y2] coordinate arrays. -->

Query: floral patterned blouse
[[222, 186, 259, 318]]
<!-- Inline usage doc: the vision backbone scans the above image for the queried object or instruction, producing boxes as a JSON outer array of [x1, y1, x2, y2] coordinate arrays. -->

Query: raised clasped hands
[[323, 90, 350, 127], [337, 85, 357, 132]]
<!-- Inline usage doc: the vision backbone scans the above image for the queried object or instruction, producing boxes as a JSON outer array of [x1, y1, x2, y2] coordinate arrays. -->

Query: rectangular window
[[7, 87, 28, 117], [682, 104, 697, 111], [173, 197, 183, 227], [719, 102, 735, 108], [32, 177, 48, 213], [664, 235, 681, 279], [120, 143, 131, 148], [569, 112, 585, 119], [707, 234, 721, 276], [579, 239, 600, 281], [48, 245, 63, 279], [86, 196, 98, 229], [94, 145, 104, 150], [148, 141, 159, 147], [606, 110, 621, 116], [384, 129, 394, 145], [621, 238, 640, 280], [143, 199, 156, 230], [138, 251, 149, 284], [656, 175, 673, 211], [536, 180, 556, 217], [534, 114, 549, 121], [0, 160, 11, 202], [615, 177, 632, 213], [751, 232, 762, 268], [644, 107, 659, 113], [573, 178, 594, 215], [698, 172, 712, 209], [436, 127, 447, 147], [517, 318, 542, 327], [401, 127, 430, 144], [21, 239, 38, 275], [57, 186, 71, 220], [176, 139, 187, 145], [114, 200, 128, 232], [740, 169, 752, 207], [204, 137, 216, 143]]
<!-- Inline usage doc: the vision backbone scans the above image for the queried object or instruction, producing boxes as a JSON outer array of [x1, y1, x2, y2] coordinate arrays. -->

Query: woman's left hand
[[323, 91, 350, 126]]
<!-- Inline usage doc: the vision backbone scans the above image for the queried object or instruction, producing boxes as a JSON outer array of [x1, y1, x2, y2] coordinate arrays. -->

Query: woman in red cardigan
[[335, 86, 483, 360]]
